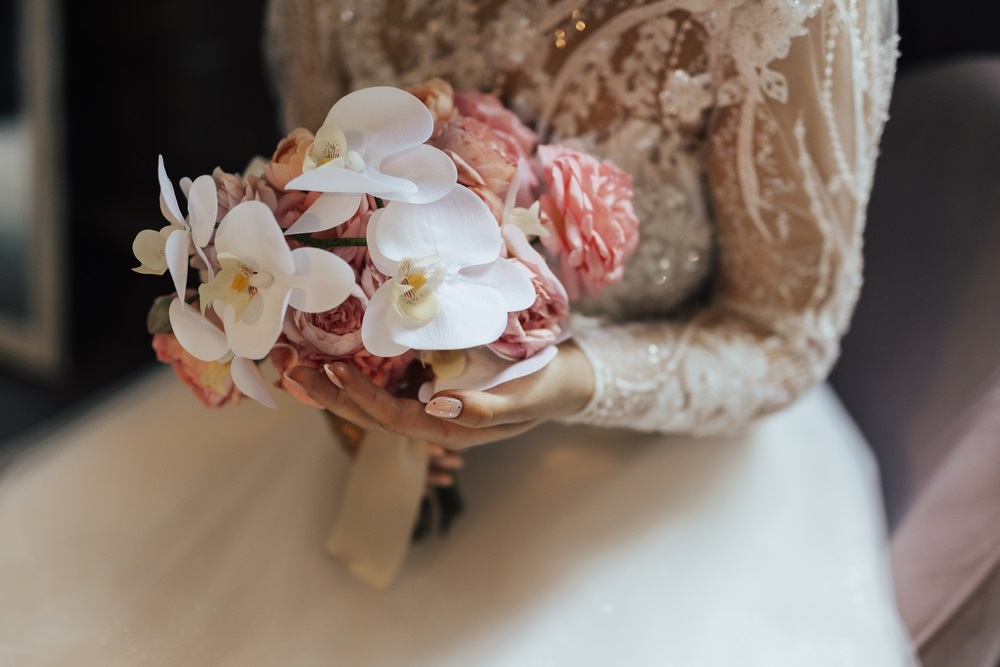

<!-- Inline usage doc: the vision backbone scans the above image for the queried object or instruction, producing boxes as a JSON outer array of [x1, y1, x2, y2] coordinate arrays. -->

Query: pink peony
[[536, 145, 640, 300], [264, 128, 314, 191], [153, 332, 242, 408]]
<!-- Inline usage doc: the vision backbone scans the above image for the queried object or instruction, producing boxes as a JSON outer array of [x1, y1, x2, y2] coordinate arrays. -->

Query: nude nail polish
[[323, 364, 345, 389], [282, 371, 308, 395], [426, 397, 463, 419]]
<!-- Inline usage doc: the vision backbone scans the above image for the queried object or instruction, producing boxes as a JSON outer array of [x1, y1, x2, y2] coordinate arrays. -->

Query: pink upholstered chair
[[831, 56, 1000, 667]]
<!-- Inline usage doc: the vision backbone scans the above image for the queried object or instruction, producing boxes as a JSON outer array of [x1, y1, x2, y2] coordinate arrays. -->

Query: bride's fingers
[[423, 385, 542, 429], [321, 363, 457, 440], [321, 363, 537, 448], [427, 444, 464, 470], [287, 366, 384, 432]]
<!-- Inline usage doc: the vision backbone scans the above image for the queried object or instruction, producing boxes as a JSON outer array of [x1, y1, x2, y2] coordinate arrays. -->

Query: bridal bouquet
[[133, 78, 639, 586]]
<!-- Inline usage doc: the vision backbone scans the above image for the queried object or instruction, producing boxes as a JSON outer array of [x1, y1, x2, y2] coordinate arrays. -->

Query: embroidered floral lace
[[265, 0, 899, 434]]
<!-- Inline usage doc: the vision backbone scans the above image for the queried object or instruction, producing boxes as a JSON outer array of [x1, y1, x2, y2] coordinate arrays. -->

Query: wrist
[[553, 340, 595, 418]]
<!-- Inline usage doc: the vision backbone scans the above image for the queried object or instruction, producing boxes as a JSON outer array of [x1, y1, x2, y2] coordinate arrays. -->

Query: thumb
[[423, 390, 532, 429]]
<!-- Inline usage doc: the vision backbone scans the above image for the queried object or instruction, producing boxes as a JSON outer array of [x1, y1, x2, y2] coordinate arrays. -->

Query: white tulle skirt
[[0, 367, 918, 666]]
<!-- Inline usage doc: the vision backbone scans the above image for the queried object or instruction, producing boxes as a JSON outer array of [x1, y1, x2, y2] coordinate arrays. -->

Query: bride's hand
[[288, 342, 594, 451]]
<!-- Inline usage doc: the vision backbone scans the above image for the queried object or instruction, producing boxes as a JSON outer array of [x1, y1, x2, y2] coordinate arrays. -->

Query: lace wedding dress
[[0, 1, 919, 665]]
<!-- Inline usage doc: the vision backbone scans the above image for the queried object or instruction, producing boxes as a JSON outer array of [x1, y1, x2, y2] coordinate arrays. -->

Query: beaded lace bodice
[[265, 0, 898, 433]]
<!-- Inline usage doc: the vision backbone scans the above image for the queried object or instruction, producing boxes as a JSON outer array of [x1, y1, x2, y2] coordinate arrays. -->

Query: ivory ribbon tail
[[325, 430, 429, 590]]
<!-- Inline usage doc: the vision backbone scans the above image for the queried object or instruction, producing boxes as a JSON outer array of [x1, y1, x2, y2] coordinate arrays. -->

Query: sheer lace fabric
[[264, 0, 898, 434]]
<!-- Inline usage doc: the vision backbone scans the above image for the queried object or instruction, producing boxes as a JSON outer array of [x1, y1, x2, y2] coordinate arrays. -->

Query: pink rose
[[488, 259, 570, 360], [489, 230, 570, 360], [536, 145, 640, 300], [454, 90, 540, 206], [271, 297, 417, 402], [153, 333, 241, 408], [284, 296, 368, 359], [454, 90, 537, 160], [264, 128, 314, 191], [213, 167, 279, 222], [406, 78, 458, 138], [193, 168, 281, 280], [437, 117, 518, 221], [273, 190, 323, 230]]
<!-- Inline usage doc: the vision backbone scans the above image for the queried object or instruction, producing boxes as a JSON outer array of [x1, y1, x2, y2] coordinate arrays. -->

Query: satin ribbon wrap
[[325, 424, 430, 590]]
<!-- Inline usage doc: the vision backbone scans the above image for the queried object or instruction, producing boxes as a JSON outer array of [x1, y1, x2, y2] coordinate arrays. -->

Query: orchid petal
[[286, 247, 355, 313], [374, 187, 501, 266], [158, 155, 185, 226], [186, 174, 218, 247], [168, 298, 231, 362], [230, 355, 278, 409], [384, 280, 510, 352], [417, 345, 559, 401], [360, 285, 413, 357], [503, 225, 564, 298], [223, 283, 292, 360], [376, 144, 458, 204], [283, 192, 362, 236], [132, 229, 168, 275], [363, 209, 397, 277], [215, 201, 295, 277], [324, 86, 433, 164], [285, 163, 416, 196], [459, 258, 537, 312], [165, 227, 191, 301]]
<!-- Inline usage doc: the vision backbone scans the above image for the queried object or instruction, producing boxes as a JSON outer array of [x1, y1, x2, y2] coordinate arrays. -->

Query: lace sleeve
[[564, 0, 898, 434]]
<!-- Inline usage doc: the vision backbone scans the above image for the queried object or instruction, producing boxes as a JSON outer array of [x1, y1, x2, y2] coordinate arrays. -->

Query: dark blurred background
[[0, 0, 998, 446]]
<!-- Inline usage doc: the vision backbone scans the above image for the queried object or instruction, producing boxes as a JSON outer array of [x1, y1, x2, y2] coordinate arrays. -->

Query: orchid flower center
[[391, 256, 447, 322], [304, 124, 365, 173], [420, 349, 467, 379], [200, 253, 274, 322]]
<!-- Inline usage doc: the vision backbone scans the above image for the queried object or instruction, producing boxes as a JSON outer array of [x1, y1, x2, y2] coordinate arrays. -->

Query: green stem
[[291, 235, 368, 248]]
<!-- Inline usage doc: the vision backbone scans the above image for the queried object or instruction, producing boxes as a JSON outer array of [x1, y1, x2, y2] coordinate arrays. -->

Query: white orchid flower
[[499, 167, 547, 238], [416, 345, 559, 403], [133, 156, 218, 301], [191, 200, 356, 360], [361, 186, 536, 357], [283, 87, 458, 235], [505, 200, 548, 238], [168, 298, 278, 408]]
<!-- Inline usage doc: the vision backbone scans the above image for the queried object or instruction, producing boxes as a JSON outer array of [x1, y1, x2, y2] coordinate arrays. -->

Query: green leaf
[[146, 295, 174, 335]]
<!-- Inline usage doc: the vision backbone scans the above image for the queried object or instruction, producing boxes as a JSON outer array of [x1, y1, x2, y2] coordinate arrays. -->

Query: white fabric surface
[[0, 368, 917, 666]]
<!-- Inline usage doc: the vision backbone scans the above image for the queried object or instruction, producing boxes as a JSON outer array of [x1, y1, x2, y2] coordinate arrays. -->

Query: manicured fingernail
[[425, 397, 463, 419], [282, 371, 325, 409], [323, 364, 344, 389], [282, 371, 307, 394]]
